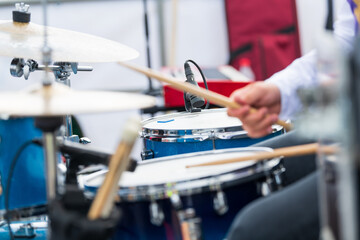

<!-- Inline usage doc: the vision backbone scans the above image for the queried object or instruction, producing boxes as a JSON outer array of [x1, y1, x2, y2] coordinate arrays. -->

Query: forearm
[[266, 50, 317, 120]]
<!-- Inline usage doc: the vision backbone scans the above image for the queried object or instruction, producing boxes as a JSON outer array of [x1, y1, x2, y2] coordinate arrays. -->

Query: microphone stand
[[142, 0, 161, 97]]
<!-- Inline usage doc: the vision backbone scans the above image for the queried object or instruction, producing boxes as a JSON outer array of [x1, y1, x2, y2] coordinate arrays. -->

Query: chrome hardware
[[10, 59, 38, 80], [10, 58, 25, 78], [170, 193, 182, 210], [273, 165, 286, 188], [15, 3, 30, 12], [14, 223, 36, 238], [9, 58, 93, 81], [141, 150, 154, 160], [79, 137, 91, 144], [182, 208, 202, 240], [149, 201, 164, 226], [261, 182, 271, 196], [213, 190, 228, 215]]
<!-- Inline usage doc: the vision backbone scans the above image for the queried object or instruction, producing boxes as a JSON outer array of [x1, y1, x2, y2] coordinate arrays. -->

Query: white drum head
[[84, 147, 278, 189], [142, 108, 242, 131]]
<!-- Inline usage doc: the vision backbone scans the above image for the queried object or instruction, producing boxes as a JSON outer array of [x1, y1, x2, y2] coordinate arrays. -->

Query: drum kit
[[0, 2, 288, 240]]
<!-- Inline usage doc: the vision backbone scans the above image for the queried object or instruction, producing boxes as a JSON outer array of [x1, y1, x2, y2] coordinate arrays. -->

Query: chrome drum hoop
[[141, 109, 283, 142], [84, 147, 282, 202]]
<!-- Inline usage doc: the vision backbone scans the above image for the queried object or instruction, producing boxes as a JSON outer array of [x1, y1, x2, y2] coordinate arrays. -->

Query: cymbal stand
[[52, 62, 93, 138], [10, 58, 93, 139]]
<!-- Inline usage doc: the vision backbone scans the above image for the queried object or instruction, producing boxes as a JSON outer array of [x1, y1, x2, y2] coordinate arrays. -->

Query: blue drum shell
[[84, 148, 283, 240], [143, 129, 283, 159], [0, 118, 47, 211], [112, 177, 262, 240]]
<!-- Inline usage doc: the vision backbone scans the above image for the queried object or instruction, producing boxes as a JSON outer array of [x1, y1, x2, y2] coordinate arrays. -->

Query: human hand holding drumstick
[[88, 117, 141, 220], [118, 61, 292, 132], [227, 81, 282, 138]]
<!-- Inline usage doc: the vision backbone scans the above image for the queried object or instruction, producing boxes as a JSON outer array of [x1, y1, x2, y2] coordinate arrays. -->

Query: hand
[[227, 82, 281, 138]]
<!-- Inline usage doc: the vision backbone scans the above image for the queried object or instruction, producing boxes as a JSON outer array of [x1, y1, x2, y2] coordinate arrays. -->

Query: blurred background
[[0, 0, 343, 156]]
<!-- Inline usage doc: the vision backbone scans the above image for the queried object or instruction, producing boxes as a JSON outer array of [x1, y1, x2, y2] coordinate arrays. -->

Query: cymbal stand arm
[[43, 132, 58, 200], [52, 62, 93, 138]]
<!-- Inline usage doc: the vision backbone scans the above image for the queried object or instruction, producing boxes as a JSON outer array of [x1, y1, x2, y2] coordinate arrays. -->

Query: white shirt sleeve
[[265, 1, 355, 120]]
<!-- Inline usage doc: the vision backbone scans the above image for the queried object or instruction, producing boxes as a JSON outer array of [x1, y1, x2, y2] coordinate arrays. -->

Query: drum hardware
[[208, 178, 228, 215], [170, 192, 202, 240], [213, 190, 228, 215], [260, 180, 272, 196], [210, 130, 216, 150], [84, 147, 283, 240], [13, 2, 30, 23], [13, 222, 36, 238], [0, 219, 48, 239], [10, 58, 94, 139], [141, 109, 284, 159], [149, 200, 165, 226], [10, 58, 93, 81], [78, 137, 91, 145], [272, 164, 286, 187], [119, 61, 293, 131], [141, 149, 154, 160], [180, 208, 202, 240], [261, 164, 280, 196]]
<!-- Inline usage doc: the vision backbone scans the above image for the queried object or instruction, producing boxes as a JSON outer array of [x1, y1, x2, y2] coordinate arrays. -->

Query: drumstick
[[186, 143, 339, 168], [118, 61, 292, 132], [88, 117, 141, 220]]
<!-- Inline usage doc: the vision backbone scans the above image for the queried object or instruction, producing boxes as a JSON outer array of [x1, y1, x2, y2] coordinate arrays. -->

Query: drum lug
[[261, 175, 279, 196], [181, 208, 202, 240], [213, 190, 228, 215], [149, 201, 164, 226], [261, 181, 272, 196], [141, 150, 154, 160], [13, 223, 36, 238], [273, 166, 286, 188], [170, 193, 182, 210]]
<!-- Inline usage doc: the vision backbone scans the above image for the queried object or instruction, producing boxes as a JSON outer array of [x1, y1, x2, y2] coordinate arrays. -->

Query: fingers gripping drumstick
[[118, 61, 292, 132], [88, 117, 141, 220]]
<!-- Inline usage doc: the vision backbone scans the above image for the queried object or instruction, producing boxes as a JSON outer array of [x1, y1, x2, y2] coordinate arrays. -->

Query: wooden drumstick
[[186, 143, 339, 168], [88, 117, 141, 220], [118, 61, 293, 132]]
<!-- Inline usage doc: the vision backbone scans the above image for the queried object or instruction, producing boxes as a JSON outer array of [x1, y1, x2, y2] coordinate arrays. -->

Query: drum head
[[84, 147, 281, 200], [141, 108, 243, 136]]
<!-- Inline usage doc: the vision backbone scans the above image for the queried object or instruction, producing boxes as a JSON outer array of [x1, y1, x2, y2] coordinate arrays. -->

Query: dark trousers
[[226, 131, 320, 240]]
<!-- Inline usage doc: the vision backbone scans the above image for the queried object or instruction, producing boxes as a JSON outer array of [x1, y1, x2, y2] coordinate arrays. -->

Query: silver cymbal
[[0, 83, 155, 116], [0, 20, 139, 62]]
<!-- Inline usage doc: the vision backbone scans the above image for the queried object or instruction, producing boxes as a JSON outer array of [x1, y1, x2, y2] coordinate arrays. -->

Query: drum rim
[[83, 147, 282, 202], [141, 109, 283, 141], [0, 204, 48, 221]]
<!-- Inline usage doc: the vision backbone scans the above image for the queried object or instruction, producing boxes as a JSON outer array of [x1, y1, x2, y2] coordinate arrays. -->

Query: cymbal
[[0, 83, 155, 116], [0, 20, 139, 62]]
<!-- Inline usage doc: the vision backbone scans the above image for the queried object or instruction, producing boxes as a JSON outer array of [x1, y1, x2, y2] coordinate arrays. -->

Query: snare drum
[[140, 108, 284, 159], [0, 118, 47, 216], [84, 147, 285, 240]]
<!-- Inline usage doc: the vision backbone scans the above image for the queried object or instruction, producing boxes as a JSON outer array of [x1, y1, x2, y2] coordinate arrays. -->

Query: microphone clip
[[183, 61, 205, 113]]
